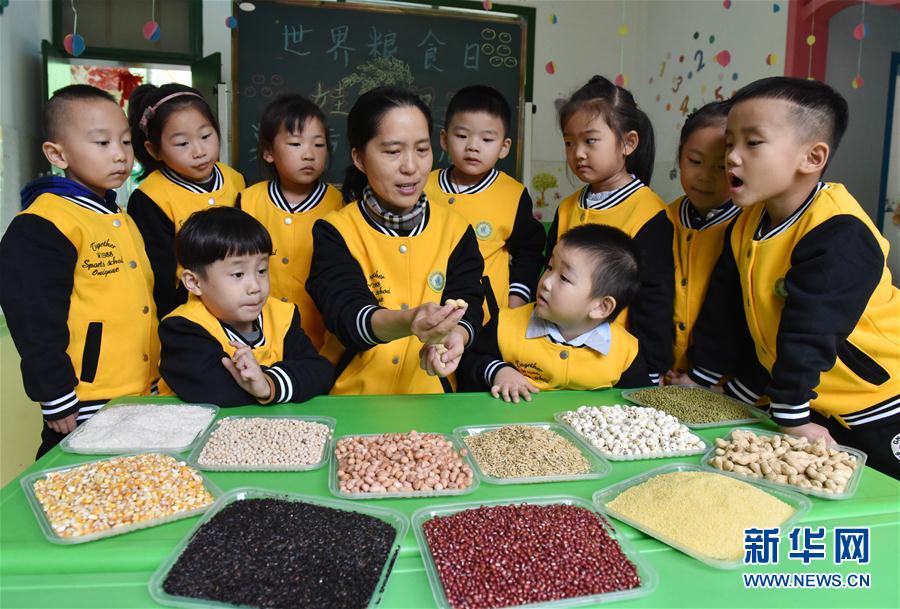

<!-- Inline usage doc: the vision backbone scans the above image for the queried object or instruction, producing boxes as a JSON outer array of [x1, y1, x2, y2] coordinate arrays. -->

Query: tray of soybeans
[[593, 463, 811, 569], [621, 386, 770, 428], [702, 428, 866, 500], [453, 423, 611, 484], [21, 452, 220, 544], [186, 416, 335, 472], [330, 431, 479, 499]]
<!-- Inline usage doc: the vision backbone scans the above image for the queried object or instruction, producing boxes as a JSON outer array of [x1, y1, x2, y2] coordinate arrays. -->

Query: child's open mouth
[[729, 175, 744, 188]]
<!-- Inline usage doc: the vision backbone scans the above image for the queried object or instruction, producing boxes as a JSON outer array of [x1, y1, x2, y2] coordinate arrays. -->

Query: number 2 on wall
[[694, 49, 706, 73]]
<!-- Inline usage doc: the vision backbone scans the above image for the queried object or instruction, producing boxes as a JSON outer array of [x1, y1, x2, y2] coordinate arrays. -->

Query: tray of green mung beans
[[621, 386, 769, 429]]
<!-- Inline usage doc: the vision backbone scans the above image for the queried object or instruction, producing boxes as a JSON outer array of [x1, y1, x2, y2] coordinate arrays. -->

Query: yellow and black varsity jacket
[[128, 163, 244, 318], [306, 199, 484, 395], [546, 178, 674, 383], [689, 183, 900, 428], [158, 295, 333, 406], [0, 178, 159, 423], [425, 168, 545, 311], [459, 303, 648, 391], [237, 179, 342, 350], [667, 196, 741, 372]]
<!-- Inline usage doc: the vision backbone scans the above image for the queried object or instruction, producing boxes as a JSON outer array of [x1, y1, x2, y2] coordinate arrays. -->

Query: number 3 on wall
[[672, 75, 683, 93]]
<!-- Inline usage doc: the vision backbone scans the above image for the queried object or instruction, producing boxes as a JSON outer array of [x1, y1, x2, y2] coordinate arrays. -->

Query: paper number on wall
[[680, 95, 690, 115], [714, 86, 724, 101], [672, 75, 683, 93], [694, 49, 705, 73]]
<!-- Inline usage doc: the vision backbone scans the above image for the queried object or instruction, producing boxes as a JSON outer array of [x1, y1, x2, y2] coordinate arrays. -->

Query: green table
[[2, 391, 898, 608]]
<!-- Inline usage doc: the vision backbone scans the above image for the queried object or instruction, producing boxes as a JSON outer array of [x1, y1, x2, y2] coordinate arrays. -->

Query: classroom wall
[[824, 3, 900, 221]]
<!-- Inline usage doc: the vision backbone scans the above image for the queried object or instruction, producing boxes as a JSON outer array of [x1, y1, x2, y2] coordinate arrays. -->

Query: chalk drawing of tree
[[341, 57, 414, 94], [531, 172, 558, 208]]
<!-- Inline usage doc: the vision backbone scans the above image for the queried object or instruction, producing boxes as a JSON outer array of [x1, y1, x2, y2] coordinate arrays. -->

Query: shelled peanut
[[708, 430, 858, 494]]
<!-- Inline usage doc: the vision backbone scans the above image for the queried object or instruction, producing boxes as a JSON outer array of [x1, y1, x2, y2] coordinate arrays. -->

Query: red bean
[[423, 504, 640, 609]]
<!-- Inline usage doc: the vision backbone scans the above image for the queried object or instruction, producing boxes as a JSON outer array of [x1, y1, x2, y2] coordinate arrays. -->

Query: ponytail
[[628, 108, 655, 184], [342, 164, 368, 203]]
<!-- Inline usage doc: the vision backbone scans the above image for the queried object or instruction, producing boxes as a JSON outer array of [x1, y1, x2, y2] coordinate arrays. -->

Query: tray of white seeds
[[555, 405, 708, 461], [703, 428, 866, 500], [59, 399, 218, 455], [187, 416, 334, 472]]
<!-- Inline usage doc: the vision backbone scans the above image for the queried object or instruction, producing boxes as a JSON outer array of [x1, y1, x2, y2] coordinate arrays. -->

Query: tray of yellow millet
[[21, 452, 220, 544], [593, 463, 810, 569], [621, 386, 770, 428]]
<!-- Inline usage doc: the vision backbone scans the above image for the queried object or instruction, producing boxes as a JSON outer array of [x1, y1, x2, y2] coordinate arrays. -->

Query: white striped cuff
[[265, 366, 294, 404], [689, 366, 723, 387], [770, 402, 811, 425], [355, 305, 382, 346], [725, 378, 759, 405], [459, 320, 475, 348], [840, 396, 900, 427], [648, 372, 661, 385], [76, 404, 103, 422], [508, 283, 531, 301], [484, 359, 509, 386], [41, 390, 79, 416]]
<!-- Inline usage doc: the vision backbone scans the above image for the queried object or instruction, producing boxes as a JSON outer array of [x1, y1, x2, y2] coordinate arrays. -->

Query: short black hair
[[558, 223, 640, 322], [445, 85, 512, 137], [176, 207, 273, 275], [678, 100, 730, 158], [730, 77, 849, 154], [257, 93, 330, 178], [44, 85, 118, 141]]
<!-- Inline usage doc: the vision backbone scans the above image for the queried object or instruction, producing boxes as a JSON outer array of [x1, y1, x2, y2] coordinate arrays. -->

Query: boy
[[0, 85, 159, 457], [685, 77, 899, 477], [460, 224, 649, 402], [158, 207, 333, 406], [425, 85, 544, 312]]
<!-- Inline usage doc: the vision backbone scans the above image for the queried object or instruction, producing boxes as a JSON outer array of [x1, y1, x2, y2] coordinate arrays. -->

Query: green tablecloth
[[2, 390, 898, 608]]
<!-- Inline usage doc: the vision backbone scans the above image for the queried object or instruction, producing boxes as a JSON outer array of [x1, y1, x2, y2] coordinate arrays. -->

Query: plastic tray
[[59, 398, 219, 455], [411, 495, 658, 609], [329, 432, 480, 500], [553, 410, 709, 461], [701, 427, 867, 500], [452, 422, 611, 484], [621, 386, 770, 429], [186, 415, 335, 472], [592, 462, 811, 569], [21, 452, 221, 545], [149, 487, 408, 609]]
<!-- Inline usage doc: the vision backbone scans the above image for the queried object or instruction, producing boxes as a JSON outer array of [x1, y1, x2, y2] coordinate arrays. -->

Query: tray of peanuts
[[186, 415, 334, 472], [21, 452, 220, 544], [330, 430, 479, 499], [702, 428, 867, 500]]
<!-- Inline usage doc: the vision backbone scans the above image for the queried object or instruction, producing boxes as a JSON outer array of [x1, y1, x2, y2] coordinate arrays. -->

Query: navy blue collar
[[20, 176, 118, 213]]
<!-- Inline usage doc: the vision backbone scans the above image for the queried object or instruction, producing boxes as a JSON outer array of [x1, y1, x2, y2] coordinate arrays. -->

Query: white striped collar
[[60, 194, 119, 215], [579, 177, 644, 211], [161, 164, 224, 194], [754, 183, 826, 241], [357, 199, 429, 238], [221, 314, 266, 348], [268, 179, 327, 214], [437, 167, 500, 195], [679, 197, 740, 231]]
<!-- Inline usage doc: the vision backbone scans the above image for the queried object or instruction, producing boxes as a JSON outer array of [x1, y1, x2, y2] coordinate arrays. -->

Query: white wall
[[0, 0, 52, 233]]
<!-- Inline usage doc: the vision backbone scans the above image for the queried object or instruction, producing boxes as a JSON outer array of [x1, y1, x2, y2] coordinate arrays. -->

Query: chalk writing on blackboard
[[367, 27, 397, 59], [418, 30, 446, 73], [328, 26, 355, 67], [283, 24, 313, 56]]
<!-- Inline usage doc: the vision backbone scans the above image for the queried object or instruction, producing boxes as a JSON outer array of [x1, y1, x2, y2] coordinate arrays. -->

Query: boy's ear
[[589, 295, 617, 321], [42, 141, 69, 170], [622, 130, 639, 157], [350, 147, 366, 174], [498, 137, 512, 160], [181, 269, 203, 296], [799, 141, 830, 176], [439, 129, 448, 152], [144, 140, 160, 161]]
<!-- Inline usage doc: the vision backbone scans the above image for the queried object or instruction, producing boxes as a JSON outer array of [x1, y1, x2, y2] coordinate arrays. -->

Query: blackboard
[[232, 0, 528, 185]]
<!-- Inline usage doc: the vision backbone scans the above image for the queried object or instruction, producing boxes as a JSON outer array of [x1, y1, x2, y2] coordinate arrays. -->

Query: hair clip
[[138, 91, 203, 136]]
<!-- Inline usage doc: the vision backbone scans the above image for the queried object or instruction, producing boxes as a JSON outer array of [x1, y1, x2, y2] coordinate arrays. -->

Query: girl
[[238, 94, 342, 350], [546, 75, 674, 385], [306, 87, 484, 395], [127, 84, 245, 318], [665, 101, 740, 376]]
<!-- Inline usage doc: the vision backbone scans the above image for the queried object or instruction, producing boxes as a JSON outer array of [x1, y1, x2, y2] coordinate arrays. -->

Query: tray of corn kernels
[[21, 453, 220, 544]]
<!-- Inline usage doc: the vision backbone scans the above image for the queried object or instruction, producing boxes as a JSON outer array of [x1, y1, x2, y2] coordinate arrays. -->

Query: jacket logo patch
[[513, 360, 549, 384], [475, 221, 493, 240], [368, 270, 390, 303], [774, 277, 788, 299], [427, 271, 446, 293], [81, 239, 124, 278]]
